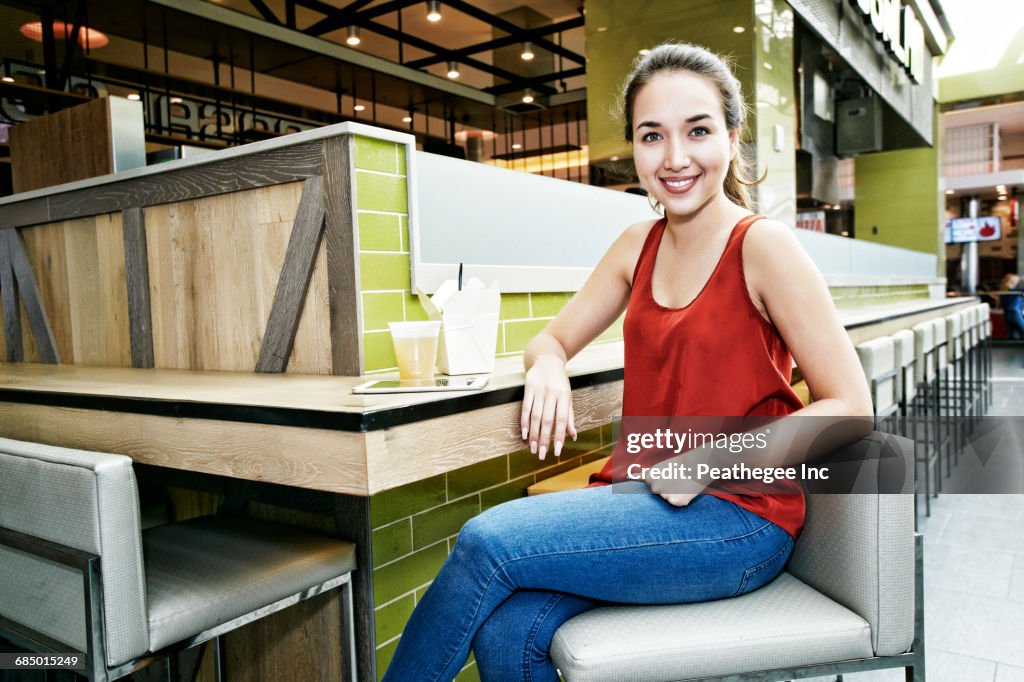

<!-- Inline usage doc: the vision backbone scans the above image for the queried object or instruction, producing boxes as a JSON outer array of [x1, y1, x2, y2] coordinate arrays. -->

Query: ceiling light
[[19, 21, 109, 48], [596, 26, 607, 32], [521, 42, 535, 61], [639, 48, 650, 56], [841, 230, 849, 237], [521, 89, 534, 104], [126, 93, 140, 101], [446, 61, 460, 79], [1, 76, 13, 83], [733, 26, 746, 33], [426, 1, 442, 22], [945, 189, 954, 195], [354, 103, 366, 112], [511, 143, 522, 150], [346, 25, 361, 46], [763, 62, 773, 70], [402, 115, 413, 123], [998, 195, 1007, 201], [170, 96, 183, 104]]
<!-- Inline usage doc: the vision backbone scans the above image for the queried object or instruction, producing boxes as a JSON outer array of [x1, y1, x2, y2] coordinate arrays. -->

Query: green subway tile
[[374, 594, 416, 643], [358, 212, 402, 251], [504, 319, 549, 353], [363, 292, 405, 332], [454, 662, 480, 682], [357, 171, 408, 213], [363, 331, 397, 372], [530, 292, 572, 318], [412, 495, 480, 550], [399, 216, 410, 253], [509, 444, 551, 479], [397, 146, 407, 175], [404, 293, 430, 321], [371, 473, 447, 527], [415, 585, 430, 602], [375, 638, 399, 682], [360, 253, 411, 291], [582, 448, 612, 465], [481, 475, 533, 510], [555, 426, 603, 460], [372, 519, 413, 566], [600, 421, 617, 448], [373, 540, 449, 604], [355, 136, 399, 174], [447, 455, 509, 501], [500, 293, 531, 320], [534, 457, 586, 482]]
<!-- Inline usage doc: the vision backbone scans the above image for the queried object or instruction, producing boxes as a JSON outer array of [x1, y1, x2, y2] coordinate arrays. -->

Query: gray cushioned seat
[[551, 573, 873, 681], [144, 514, 356, 651]]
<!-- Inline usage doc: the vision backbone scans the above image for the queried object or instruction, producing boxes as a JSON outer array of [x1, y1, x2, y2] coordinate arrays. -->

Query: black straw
[[458, 262, 463, 291]]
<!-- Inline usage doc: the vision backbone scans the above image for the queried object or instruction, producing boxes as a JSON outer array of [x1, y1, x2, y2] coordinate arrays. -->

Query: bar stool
[[892, 329, 928, 519], [944, 312, 967, 466], [912, 320, 943, 495], [0, 437, 358, 682], [856, 336, 899, 433], [962, 307, 982, 428], [930, 317, 954, 480], [977, 302, 993, 414]]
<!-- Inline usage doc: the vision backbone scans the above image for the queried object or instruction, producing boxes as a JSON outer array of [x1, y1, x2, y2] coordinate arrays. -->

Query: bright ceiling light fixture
[[426, 1, 442, 22], [521, 42, 535, 61], [126, 93, 141, 101], [346, 25, 361, 46], [521, 89, 534, 104], [402, 115, 413, 123], [447, 61, 460, 79], [19, 21, 109, 48], [733, 26, 746, 33], [354, 103, 366, 112]]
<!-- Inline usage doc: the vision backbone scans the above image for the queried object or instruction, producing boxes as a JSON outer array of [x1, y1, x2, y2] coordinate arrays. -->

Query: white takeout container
[[417, 278, 500, 375]]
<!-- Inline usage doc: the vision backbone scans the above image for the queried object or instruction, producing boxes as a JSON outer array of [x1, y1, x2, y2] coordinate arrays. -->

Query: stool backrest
[[856, 337, 896, 416], [945, 314, 963, 360], [788, 433, 915, 658], [891, 329, 916, 405], [0, 437, 149, 667], [911, 321, 935, 383]]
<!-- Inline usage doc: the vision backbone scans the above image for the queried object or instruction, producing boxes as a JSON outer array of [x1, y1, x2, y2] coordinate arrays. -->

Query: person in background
[[1000, 273, 1024, 340], [382, 43, 872, 682]]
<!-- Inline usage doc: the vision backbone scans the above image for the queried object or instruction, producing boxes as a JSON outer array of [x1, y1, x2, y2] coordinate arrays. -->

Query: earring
[[647, 193, 663, 216]]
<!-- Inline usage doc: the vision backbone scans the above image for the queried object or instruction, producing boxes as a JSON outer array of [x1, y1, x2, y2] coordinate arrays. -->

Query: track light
[[402, 115, 413, 123], [346, 25, 361, 46], [521, 42, 535, 61], [426, 1, 442, 22], [354, 103, 366, 112], [521, 89, 534, 104], [447, 61, 460, 79]]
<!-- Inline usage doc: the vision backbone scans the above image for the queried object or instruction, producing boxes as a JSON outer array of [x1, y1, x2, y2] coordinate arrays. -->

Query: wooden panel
[[7, 228, 60, 363], [145, 181, 331, 372], [0, 402, 370, 495], [49, 142, 324, 223], [256, 176, 326, 373], [122, 207, 154, 368], [323, 136, 362, 376], [0, 197, 50, 230], [0, 230, 21, 362], [9, 98, 112, 193], [61, 214, 130, 366], [20, 222, 72, 363]]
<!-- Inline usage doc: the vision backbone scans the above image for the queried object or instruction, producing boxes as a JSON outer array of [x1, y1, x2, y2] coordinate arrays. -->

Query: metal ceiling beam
[[359, 18, 558, 95], [246, 0, 281, 25], [483, 67, 586, 96], [303, 0, 417, 37], [404, 16, 584, 69], [438, 0, 585, 64]]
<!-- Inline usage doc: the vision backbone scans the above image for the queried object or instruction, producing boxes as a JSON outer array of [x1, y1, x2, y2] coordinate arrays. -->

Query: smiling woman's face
[[631, 71, 739, 220]]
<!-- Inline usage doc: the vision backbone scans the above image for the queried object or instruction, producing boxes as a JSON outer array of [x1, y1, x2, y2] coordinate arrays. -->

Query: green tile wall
[[369, 427, 613, 680], [353, 135, 624, 377]]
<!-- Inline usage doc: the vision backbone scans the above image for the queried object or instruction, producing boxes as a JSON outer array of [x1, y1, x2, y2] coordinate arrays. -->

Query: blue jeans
[[381, 482, 795, 682]]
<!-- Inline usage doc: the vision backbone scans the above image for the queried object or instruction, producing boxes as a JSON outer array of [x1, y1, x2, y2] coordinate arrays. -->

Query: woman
[[382, 43, 872, 682], [999, 273, 1023, 339]]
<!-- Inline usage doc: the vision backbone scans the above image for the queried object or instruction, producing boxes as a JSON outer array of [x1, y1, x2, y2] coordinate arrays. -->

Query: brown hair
[[621, 43, 764, 210]]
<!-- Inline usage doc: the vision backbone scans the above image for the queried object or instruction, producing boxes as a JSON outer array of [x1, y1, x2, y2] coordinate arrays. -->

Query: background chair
[[550, 433, 921, 682], [0, 436, 357, 682]]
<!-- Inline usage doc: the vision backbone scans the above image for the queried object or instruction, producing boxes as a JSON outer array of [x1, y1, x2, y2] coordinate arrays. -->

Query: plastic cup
[[388, 321, 442, 382]]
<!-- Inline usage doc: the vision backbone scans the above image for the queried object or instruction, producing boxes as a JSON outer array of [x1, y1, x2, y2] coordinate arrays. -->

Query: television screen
[[944, 216, 1002, 244]]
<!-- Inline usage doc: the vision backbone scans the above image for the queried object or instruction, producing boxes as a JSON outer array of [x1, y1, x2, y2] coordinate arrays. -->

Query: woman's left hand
[[643, 465, 706, 506]]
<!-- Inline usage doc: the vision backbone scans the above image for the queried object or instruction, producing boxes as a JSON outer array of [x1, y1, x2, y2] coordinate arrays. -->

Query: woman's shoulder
[[742, 217, 803, 260], [605, 218, 662, 284]]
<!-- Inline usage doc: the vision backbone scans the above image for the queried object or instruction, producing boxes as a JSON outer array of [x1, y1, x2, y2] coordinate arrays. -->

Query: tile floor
[[806, 343, 1024, 682]]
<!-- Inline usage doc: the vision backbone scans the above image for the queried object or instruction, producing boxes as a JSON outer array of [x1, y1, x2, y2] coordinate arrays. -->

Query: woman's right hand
[[521, 354, 578, 460]]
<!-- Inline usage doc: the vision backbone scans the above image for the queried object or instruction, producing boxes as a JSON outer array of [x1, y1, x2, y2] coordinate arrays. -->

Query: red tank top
[[589, 214, 805, 538]]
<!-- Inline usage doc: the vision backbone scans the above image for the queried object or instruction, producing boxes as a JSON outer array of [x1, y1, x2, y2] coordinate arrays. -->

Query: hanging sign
[[850, 0, 926, 84]]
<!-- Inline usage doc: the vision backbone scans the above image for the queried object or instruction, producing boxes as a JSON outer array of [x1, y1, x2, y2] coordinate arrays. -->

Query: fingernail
[[539, 445, 547, 460], [522, 428, 528, 441], [554, 441, 563, 457], [530, 440, 537, 454]]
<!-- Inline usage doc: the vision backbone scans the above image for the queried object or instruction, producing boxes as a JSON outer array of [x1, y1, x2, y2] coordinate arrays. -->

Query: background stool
[[0, 436, 358, 682]]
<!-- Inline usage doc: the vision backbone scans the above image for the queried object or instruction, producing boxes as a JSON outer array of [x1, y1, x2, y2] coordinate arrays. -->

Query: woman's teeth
[[663, 176, 696, 190]]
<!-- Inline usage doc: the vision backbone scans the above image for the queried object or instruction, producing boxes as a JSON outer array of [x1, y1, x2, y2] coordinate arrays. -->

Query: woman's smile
[[660, 174, 701, 193]]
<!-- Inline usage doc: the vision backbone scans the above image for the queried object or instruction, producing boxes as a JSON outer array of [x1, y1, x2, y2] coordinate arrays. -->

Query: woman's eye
[[690, 126, 710, 137], [641, 131, 661, 143]]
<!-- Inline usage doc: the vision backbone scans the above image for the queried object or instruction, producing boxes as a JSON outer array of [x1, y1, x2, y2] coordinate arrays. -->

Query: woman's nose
[[663, 141, 690, 170]]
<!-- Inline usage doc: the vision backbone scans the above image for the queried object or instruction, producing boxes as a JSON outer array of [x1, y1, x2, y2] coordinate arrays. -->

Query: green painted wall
[[854, 140, 944, 274], [584, 0, 754, 165]]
